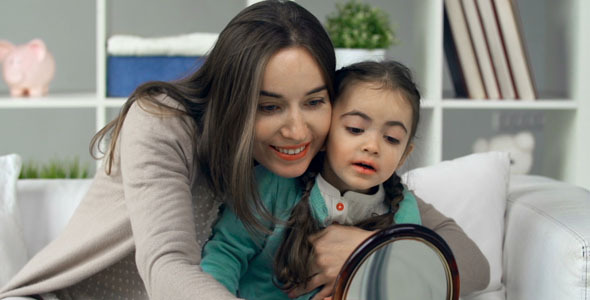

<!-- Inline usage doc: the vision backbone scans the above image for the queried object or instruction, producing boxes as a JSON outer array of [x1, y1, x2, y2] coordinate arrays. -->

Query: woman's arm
[[119, 98, 239, 300], [291, 196, 490, 299], [416, 196, 490, 295], [287, 225, 375, 300]]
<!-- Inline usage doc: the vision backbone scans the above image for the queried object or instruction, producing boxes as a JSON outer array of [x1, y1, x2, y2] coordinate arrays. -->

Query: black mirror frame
[[332, 224, 460, 300]]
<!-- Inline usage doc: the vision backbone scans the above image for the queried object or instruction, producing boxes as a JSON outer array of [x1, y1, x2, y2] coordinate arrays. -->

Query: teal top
[[201, 166, 422, 300]]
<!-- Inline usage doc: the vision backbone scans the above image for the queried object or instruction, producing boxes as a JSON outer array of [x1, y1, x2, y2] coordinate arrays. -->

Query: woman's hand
[[288, 225, 375, 300]]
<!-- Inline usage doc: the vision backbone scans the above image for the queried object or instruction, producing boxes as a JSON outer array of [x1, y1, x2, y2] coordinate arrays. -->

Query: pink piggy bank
[[0, 39, 56, 97]]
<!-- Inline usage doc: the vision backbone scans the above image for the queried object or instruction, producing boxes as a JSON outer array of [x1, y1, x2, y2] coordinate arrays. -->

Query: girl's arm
[[201, 204, 262, 295], [120, 98, 239, 300], [202, 165, 300, 296]]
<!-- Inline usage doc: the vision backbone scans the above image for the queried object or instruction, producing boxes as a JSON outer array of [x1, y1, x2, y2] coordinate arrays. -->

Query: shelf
[[0, 95, 131, 109], [421, 99, 437, 108], [0, 94, 100, 108], [105, 98, 127, 107], [441, 100, 578, 110], [0, 0, 586, 188]]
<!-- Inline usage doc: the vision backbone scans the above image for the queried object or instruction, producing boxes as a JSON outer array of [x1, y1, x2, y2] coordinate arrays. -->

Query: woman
[[0, 1, 488, 299]]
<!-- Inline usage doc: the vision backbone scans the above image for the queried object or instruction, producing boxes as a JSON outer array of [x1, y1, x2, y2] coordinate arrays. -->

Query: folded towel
[[107, 32, 218, 56]]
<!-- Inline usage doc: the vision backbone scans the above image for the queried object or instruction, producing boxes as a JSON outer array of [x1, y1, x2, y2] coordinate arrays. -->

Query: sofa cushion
[[0, 154, 29, 288], [402, 151, 510, 299], [504, 175, 590, 300], [17, 179, 93, 256]]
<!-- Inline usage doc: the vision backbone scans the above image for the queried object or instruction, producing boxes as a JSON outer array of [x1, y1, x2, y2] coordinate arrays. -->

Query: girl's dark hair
[[274, 60, 421, 290], [89, 0, 335, 233]]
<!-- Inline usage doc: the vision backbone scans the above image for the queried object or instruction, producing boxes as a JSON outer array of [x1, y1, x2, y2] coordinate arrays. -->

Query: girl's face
[[322, 81, 414, 193], [253, 46, 332, 178]]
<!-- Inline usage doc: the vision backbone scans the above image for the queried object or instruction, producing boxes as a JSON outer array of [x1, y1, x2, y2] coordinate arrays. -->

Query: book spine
[[462, 0, 501, 99], [443, 7, 469, 98], [494, 0, 537, 100], [477, 0, 516, 99], [445, 0, 486, 99]]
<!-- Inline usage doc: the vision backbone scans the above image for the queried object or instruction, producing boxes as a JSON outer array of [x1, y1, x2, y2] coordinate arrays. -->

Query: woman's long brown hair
[[274, 61, 422, 290], [89, 0, 335, 233]]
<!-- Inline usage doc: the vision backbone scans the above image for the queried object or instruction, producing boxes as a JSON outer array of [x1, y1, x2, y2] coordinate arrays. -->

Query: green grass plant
[[19, 157, 90, 179]]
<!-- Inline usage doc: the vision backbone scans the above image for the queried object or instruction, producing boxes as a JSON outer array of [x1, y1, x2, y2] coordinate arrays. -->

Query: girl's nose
[[362, 134, 380, 155]]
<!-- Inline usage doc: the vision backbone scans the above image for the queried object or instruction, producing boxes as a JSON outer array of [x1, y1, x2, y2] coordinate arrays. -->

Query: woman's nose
[[280, 109, 307, 141]]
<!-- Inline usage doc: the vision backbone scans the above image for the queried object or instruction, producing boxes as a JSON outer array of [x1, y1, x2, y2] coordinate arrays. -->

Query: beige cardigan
[[0, 97, 489, 299]]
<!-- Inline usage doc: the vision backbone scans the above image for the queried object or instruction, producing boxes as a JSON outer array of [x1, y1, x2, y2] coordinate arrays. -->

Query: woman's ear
[[398, 143, 415, 168]]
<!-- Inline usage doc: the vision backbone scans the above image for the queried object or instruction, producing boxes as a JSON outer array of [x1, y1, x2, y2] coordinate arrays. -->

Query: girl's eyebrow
[[385, 120, 408, 133], [342, 110, 408, 133], [341, 110, 371, 121], [259, 85, 327, 98]]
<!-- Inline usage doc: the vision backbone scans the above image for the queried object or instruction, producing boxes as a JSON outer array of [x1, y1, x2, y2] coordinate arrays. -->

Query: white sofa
[[3, 173, 590, 299]]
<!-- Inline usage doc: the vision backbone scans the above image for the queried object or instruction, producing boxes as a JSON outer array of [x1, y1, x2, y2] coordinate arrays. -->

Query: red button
[[336, 203, 344, 211]]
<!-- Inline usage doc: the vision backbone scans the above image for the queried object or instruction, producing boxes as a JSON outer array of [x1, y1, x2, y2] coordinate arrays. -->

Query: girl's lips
[[270, 143, 310, 161], [352, 160, 377, 174]]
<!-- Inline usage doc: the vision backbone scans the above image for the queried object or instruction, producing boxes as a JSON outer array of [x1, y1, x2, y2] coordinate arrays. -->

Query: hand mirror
[[332, 224, 459, 300]]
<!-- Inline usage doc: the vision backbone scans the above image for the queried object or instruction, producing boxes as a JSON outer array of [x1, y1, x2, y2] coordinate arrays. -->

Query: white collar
[[315, 174, 388, 225]]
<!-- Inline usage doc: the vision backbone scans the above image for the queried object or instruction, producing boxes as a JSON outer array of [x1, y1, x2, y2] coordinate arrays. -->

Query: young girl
[[201, 60, 489, 300]]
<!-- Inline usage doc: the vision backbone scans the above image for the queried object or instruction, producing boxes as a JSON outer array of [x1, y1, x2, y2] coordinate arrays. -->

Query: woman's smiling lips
[[270, 143, 310, 161], [352, 160, 377, 174]]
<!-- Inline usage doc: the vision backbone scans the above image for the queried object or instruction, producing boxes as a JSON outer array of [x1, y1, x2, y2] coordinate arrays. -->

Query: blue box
[[107, 56, 205, 97]]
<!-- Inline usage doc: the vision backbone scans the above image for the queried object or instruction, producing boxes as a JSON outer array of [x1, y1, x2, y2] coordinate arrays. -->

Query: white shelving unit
[[0, 0, 588, 189]]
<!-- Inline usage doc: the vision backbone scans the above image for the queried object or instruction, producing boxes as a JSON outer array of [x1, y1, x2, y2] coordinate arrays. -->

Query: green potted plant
[[325, 0, 398, 69]]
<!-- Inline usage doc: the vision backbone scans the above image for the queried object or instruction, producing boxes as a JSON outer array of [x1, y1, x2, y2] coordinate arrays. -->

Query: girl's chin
[[336, 177, 377, 194]]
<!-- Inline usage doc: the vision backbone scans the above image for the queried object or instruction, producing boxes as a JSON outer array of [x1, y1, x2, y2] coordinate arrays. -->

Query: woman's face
[[253, 46, 332, 178]]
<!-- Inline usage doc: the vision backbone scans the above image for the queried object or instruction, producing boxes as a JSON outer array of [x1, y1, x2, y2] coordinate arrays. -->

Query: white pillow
[[402, 151, 510, 299], [0, 154, 29, 287]]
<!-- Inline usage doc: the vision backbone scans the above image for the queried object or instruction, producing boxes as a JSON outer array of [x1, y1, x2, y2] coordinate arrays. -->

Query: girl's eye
[[258, 104, 280, 113], [346, 127, 364, 134], [307, 98, 326, 107], [385, 136, 400, 144]]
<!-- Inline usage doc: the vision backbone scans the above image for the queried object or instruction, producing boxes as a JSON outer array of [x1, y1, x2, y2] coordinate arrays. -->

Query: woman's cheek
[[316, 105, 332, 140]]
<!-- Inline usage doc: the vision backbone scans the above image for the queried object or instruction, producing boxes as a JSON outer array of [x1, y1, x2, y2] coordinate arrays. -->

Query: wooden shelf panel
[[0, 94, 99, 108], [441, 99, 578, 110]]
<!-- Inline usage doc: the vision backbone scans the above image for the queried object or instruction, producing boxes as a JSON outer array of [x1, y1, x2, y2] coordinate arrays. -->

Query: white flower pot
[[335, 48, 387, 70]]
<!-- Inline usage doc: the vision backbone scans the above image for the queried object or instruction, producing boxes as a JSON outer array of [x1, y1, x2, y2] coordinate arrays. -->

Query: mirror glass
[[332, 224, 458, 300], [346, 239, 448, 300]]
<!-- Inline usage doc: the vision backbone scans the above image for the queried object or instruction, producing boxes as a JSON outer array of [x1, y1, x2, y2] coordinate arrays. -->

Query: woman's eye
[[346, 127, 364, 134], [307, 98, 326, 107], [258, 104, 280, 113], [385, 136, 400, 144]]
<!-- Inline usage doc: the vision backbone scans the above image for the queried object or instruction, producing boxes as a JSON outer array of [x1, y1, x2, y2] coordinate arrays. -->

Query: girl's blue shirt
[[201, 166, 421, 300]]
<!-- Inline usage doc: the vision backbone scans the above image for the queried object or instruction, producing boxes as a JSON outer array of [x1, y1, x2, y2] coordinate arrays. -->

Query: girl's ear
[[398, 143, 415, 168]]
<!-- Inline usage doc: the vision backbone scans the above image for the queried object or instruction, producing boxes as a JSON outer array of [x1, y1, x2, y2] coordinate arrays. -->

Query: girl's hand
[[287, 225, 375, 300]]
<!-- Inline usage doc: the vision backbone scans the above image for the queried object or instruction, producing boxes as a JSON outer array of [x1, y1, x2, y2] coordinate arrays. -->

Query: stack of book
[[444, 0, 536, 100]]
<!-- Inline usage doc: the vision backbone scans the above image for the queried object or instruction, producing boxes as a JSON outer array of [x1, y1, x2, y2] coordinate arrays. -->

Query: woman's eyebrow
[[259, 85, 327, 98], [260, 90, 282, 98], [305, 85, 327, 95]]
